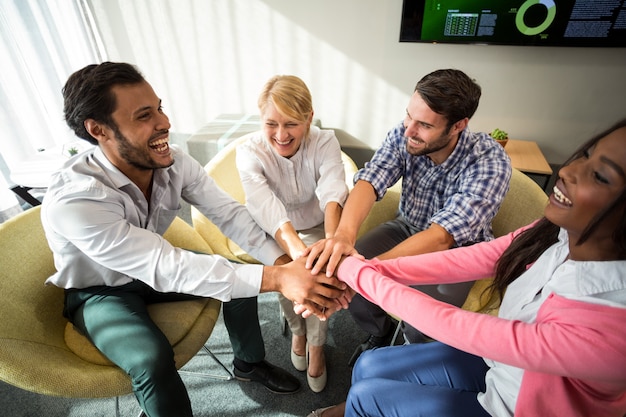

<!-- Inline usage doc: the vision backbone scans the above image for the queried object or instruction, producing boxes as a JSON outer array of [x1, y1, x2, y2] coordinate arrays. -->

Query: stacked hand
[[272, 256, 350, 321], [284, 235, 364, 319], [305, 234, 363, 276]]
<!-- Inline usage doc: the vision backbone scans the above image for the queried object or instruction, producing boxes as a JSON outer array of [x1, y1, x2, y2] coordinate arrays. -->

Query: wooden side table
[[504, 139, 553, 189]]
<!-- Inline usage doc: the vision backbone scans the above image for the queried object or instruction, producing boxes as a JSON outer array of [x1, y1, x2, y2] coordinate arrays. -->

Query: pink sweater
[[338, 228, 626, 417]]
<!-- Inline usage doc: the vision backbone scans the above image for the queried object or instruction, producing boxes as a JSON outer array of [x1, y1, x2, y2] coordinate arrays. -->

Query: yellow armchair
[[0, 206, 221, 399], [462, 168, 549, 313], [357, 181, 401, 238]]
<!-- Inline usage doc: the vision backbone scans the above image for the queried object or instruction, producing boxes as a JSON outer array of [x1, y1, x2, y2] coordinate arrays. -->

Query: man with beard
[[305, 69, 512, 366], [41, 62, 347, 417]]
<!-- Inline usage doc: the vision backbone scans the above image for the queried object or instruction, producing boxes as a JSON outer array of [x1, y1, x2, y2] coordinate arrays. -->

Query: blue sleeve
[[354, 121, 405, 200]]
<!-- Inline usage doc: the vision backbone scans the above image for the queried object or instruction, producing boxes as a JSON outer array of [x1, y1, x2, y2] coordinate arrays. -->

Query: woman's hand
[[263, 257, 348, 321], [304, 234, 362, 277]]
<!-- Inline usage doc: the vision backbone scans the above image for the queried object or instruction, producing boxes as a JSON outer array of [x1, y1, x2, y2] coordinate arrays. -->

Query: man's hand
[[294, 286, 355, 318], [261, 257, 348, 321], [304, 180, 376, 276], [304, 233, 361, 277]]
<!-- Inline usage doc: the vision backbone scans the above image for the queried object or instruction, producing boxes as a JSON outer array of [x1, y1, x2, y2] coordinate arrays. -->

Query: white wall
[[90, 0, 626, 164]]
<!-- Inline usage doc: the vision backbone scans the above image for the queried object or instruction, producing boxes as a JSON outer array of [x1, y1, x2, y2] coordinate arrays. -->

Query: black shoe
[[233, 360, 301, 394], [348, 331, 393, 367]]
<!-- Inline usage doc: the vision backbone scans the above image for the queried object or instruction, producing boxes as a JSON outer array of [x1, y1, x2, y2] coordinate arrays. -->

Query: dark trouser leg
[[400, 281, 475, 343], [222, 297, 265, 363], [352, 217, 474, 344], [350, 218, 412, 337], [64, 281, 197, 417], [348, 295, 395, 337]]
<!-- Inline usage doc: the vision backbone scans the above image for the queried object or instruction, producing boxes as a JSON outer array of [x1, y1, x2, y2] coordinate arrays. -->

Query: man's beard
[[112, 125, 173, 170], [406, 131, 452, 156]]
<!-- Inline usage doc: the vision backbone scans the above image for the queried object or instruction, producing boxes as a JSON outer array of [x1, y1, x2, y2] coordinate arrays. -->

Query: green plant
[[490, 128, 508, 141], [67, 147, 78, 156]]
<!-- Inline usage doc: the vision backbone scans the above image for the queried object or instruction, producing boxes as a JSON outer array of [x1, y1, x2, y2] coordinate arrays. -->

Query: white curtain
[[0, 0, 103, 177], [0, 0, 104, 217]]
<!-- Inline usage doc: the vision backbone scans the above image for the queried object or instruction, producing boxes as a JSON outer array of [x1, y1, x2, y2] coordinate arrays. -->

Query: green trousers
[[64, 280, 265, 417]]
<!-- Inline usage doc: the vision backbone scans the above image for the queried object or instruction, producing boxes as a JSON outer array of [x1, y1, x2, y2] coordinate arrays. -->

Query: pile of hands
[[279, 235, 365, 321]]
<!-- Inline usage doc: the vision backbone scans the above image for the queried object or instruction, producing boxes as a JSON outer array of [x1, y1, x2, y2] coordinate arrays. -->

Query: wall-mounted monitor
[[400, 0, 626, 47]]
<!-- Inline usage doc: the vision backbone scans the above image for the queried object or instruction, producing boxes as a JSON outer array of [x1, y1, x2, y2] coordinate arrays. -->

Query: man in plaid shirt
[[306, 69, 512, 365]]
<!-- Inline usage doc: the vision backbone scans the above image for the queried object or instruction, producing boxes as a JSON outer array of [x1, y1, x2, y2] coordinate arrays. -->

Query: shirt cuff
[[231, 264, 264, 298]]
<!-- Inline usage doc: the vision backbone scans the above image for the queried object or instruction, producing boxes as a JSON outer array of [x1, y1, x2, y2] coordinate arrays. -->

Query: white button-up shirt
[[236, 126, 348, 237], [480, 228, 626, 416], [41, 145, 284, 301]]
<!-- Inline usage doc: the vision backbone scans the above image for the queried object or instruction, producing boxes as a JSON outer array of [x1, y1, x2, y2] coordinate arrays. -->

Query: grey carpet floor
[[0, 292, 367, 416]]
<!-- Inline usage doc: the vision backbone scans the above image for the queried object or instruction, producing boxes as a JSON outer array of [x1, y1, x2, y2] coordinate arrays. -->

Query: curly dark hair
[[414, 69, 481, 131], [491, 118, 626, 301], [62, 62, 145, 145]]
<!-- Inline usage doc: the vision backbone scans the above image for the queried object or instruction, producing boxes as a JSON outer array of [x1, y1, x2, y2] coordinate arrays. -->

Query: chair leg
[[116, 395, 147, 416], [178, 344, 234, 381], [390, 320, 402, 346], [278, 301, 287, 335], [115, 396, 121, 417]]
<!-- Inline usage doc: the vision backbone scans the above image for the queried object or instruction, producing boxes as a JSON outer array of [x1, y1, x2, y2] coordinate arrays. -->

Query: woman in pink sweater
[[308, 119, 626, 417]]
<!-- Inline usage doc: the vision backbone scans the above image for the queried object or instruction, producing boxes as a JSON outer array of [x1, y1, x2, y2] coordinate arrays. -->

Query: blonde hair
[[258, 75, 313, 123]]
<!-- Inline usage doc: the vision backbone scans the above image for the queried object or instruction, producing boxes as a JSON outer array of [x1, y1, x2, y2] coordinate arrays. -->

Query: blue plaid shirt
[[355, 121, 512, 245]]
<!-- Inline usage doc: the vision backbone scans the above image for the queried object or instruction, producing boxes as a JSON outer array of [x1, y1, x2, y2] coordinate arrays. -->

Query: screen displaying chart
[[400, 0, 626, 47]]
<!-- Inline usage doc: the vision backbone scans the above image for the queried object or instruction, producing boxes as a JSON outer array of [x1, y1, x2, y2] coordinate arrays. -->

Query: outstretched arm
[[274, 221, 307, 260], [344, 228, 522, 287], [376, 223, 455, 260], [349, 270, 626, 381], [306, 180, 376, 276]]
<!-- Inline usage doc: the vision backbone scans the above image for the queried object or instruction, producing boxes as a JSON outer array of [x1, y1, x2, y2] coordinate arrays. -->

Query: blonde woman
[[236, 75, 348, 392]]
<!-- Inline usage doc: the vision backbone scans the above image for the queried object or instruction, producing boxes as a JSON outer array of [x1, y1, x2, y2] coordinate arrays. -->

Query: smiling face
[[403, 92, 467, 164], [261, 102, 310, 158], [545, 126, 626, 260], [92, 81, 172, 185]]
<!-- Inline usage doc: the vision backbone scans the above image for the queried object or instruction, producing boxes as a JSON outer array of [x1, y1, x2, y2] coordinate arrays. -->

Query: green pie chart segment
[[516, 0, 556, 36]]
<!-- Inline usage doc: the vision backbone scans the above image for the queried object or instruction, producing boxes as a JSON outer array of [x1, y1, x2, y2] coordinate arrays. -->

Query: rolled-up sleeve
[[315, 131, 348, 210]]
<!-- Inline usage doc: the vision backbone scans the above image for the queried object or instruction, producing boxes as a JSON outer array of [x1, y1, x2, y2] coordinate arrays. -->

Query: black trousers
[[350, 216, 474, 342]]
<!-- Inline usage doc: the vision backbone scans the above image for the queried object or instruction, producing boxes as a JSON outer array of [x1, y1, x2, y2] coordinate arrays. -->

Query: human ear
[[84, 119, 108, 143], [452, 118, 469, 135]]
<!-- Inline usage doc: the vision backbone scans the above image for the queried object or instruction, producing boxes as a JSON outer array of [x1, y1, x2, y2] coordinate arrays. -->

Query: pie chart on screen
[[516, 0, 557, 36]]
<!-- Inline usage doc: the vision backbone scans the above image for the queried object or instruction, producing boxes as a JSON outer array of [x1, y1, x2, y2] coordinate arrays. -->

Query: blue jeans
[[345, 342, 491, 417]]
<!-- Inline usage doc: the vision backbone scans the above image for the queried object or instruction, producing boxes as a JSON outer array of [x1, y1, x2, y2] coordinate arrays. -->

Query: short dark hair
[[62, 62, 145, 145], [414, 69, 481, 130]]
